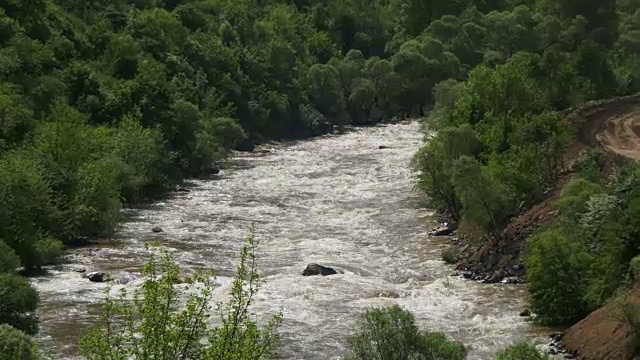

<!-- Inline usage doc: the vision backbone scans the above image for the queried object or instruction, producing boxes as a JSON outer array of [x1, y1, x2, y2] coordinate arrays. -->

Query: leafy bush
[[0, 324, 39, 360], [573, 149, 607, 182], [441, 246, 461, 264], [525, 227, 591, 325], [79, 230, 282, 360], [346, 305, 466, 360], [495, 341, 549, 360], [0, 274, 39, 335], [0, 241, 20, 273]]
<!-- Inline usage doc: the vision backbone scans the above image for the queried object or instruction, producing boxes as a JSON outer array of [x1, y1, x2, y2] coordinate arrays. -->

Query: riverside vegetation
[[0, 0, 638, 358]]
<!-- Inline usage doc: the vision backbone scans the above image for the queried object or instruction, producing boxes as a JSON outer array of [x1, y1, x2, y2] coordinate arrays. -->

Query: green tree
[[346, 305, 466, 360], [495, 341, 549, 360], [0, 324, 39, 360], [0, 273, 39, 335], [451, 156, 514, 235], [525, 227, 591, 325]]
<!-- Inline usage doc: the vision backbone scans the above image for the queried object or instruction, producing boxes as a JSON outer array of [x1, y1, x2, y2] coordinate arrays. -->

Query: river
[[32, 122, 549, 359]]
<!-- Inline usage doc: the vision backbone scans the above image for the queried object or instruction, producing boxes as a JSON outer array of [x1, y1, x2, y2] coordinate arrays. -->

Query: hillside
[[456, 94, 640, 283], [560, 286, 640, 360]]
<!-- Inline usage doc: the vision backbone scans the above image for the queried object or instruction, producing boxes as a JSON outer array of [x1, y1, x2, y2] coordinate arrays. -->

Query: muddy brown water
[[32, 122, 551, 359]]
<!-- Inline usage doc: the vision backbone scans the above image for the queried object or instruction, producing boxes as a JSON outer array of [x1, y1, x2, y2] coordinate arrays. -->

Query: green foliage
[[80, 231, 282, 360], [526, 164, 640, 326], [495, 341, 549, 360], [346, 305, 466, 360], [0, 273, 39, 335], [572, 149, 608, 182], [0, 324, 39, 360], [411, 0, 638, 248], [442, 246, 461, 264], [525, 227, 591, 325], [0, 240, 20, 273], [451, 156, 514, 235]]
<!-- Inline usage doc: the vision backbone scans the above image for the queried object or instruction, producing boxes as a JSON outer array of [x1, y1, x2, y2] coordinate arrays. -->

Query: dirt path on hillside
[[596, 104, 640, 160]]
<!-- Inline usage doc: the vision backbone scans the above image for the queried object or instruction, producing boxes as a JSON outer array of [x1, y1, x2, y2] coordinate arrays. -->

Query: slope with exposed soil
[[456, 94, 640, 283], [597, 105, 640, 161], [560, 286, 640, 360]]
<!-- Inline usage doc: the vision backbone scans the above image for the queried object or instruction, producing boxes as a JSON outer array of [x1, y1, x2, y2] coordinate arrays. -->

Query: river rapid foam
[[32, 122, 549, 359]]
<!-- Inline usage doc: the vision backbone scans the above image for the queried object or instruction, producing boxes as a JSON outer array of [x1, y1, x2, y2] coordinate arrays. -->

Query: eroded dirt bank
[[559, 287, 639, 360]]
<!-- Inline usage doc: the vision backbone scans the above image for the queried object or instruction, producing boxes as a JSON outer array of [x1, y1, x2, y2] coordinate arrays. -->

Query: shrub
[[525, 227, 591, 326], [0, 241, 20, 273], [346, 305, 466, 360], [79, 230, 282, 360], [441, 246, 461, 264], [495, 341, 549, 360], [0, 274, 39, 335], [0, 324, 39, 360]]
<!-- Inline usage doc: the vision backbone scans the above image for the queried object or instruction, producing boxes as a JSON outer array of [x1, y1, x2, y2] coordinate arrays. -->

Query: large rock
[[151, 226, 163, 233], [84, 271, 108, 283], [428, 224, 454, 236], [302, 263, 338, 276]]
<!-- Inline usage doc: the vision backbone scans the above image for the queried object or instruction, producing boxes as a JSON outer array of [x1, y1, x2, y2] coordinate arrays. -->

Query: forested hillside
[[409, 0, 640, 356], [1, 0, 639, 357]]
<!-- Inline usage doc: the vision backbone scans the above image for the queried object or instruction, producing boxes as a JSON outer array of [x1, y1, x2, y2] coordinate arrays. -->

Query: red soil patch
[[561, 286, 640, 360]]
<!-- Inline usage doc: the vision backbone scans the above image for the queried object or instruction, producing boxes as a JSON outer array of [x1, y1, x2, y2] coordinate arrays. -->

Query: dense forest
[[0, 0, 639, 358]]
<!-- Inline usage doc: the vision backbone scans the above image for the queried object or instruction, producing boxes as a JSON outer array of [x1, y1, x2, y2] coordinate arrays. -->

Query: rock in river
[[302, 263, 338, 276], [428, 224, 454, 236], [151, 226, 164, 233], [520, 309, 531, 317], [83, 271, 108, 283]]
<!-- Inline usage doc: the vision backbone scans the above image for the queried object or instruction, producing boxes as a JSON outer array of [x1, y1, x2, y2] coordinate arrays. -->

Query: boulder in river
[[378, 145, 390, 149], [83, 271, 108, 283], [302, 263, 338, 276], [151, 226, 164, 233], [520, 309, 531, 317], [208, 167, 220, 175], [428, 224, 454, 236]]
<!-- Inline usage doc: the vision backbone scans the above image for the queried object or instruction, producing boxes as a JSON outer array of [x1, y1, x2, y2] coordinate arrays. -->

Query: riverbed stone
[[151, 226, 163, 233], [428, 224, 454, 236], [84, 271, 108, 283], [520, 309, 531, 317], [302, 263, 338, 276]]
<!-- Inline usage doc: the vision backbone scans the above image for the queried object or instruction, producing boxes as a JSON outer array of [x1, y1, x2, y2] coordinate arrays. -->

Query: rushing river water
[[32, 122, 550, 359]]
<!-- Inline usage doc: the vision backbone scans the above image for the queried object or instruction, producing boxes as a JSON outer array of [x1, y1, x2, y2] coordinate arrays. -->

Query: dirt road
[[596, 104, 640, 161]]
